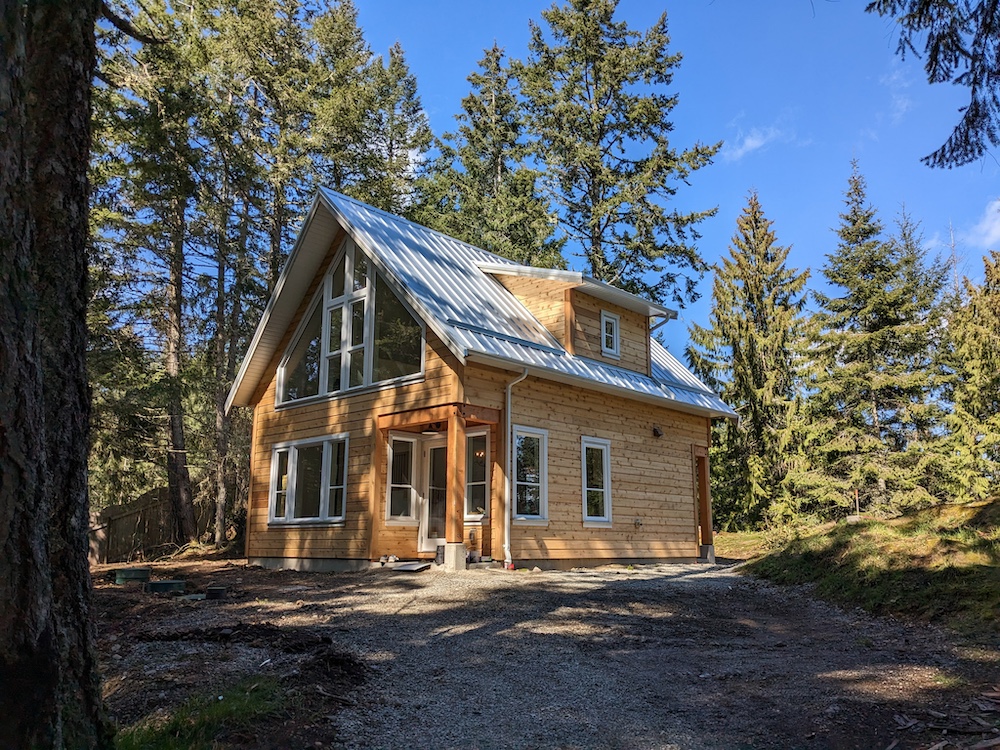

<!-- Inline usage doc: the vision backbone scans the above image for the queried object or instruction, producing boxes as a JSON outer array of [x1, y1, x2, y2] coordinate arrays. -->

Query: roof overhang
[[478, 262, 678, 320]]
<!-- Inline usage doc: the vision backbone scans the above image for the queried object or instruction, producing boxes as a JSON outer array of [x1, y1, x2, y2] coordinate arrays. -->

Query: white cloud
[[879, 68, 913, 124], [962, 198, 1000, 250], [722, 125, 784, 162]]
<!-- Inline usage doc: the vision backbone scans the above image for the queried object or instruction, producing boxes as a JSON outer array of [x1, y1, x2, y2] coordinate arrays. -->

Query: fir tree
[[687, 192, 809, 529], [412, 45, 564, 267], [939, 252, 1000, 500], [516, 0, 719, 304], [798, 162, 945, 516]]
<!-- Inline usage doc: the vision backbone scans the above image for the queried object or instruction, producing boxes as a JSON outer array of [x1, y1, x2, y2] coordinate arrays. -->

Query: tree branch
[[100, 2, 165, 45]]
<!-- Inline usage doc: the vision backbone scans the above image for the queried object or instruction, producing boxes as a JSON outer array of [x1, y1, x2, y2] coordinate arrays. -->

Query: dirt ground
[[92, 557, 1000, 750]]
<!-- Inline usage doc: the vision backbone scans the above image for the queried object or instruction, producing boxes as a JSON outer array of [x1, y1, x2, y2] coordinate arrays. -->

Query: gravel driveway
[[317, 562, 997, 750]]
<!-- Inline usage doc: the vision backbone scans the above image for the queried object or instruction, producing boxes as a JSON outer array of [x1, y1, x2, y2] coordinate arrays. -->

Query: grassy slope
[[715, 501, 1000, 640]]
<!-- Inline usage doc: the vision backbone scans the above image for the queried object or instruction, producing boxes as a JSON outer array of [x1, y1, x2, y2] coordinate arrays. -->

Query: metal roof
[[226, 189, 737, 420]]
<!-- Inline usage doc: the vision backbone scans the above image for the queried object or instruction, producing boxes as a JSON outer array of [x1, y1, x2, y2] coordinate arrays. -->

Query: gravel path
[[309, 562, 997, 750]]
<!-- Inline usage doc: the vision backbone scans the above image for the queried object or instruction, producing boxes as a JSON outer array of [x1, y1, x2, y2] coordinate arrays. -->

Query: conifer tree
[[516, 0, 719, 304], [939, 252, 1000, 500], [687, 192, 809, 529], [797, 162, 945, 516], [413, 45, 564, 267]]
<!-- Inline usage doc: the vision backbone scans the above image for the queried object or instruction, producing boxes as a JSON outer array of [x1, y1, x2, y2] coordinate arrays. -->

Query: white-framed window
[[278, 239, 425, 405], [600, 310, 620, 359], [581, 436, 612, 525], [386, 436, 417, 523], [466, 431, 489, 518], [513, 426, 548, 521], [269, 434, 348, 524]]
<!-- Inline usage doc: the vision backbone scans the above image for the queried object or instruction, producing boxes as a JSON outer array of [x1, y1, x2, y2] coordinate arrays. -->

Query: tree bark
[[166, 197, 198, 544], [0, 1, 113, 746]]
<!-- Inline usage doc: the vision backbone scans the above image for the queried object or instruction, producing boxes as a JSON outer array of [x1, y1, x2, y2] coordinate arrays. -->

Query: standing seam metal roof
[[226, 188, 737, 420]]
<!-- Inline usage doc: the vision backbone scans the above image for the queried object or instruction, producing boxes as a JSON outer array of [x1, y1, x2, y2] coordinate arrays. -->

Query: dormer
[[482, 264, 676, 377]]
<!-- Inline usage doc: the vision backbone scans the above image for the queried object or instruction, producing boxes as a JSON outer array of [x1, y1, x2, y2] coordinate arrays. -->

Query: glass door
[[419, 442, 448, 553]]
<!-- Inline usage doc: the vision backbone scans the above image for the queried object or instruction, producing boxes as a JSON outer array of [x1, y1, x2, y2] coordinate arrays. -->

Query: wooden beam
[[446, 406, 467, 544], [377, 404, 456, 431], [459, 403, 500, 425]]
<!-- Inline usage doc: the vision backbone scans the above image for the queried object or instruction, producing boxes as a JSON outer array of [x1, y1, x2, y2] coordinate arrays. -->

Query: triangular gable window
[[278, 239, 424, 405]]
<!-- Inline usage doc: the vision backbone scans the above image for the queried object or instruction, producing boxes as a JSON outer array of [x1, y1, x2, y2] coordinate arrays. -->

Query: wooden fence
[[88, 488, 212, 564]]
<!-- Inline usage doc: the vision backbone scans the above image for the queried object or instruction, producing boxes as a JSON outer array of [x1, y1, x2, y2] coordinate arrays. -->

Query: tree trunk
[[0, 1, 113, 746], [213, 234, 230, 546], [166, 198, 198, 544]]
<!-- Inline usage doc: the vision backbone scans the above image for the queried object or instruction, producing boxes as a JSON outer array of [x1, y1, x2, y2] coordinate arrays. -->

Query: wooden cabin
[[226, 190, 737, 571]]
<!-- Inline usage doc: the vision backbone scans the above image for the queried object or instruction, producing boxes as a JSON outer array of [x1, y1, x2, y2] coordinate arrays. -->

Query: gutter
[[503, 368, 529, 569]]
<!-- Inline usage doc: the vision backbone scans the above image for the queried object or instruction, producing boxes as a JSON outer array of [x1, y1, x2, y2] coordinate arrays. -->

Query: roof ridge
[[320, 187, 516, 267]]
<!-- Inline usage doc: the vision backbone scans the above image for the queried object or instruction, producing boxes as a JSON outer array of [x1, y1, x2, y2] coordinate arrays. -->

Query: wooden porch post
[[445, 406, 467, 553]]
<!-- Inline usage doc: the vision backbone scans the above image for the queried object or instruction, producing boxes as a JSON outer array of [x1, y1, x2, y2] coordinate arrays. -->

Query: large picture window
[[278, 240, 424, 404], [270, 435, 348, 524], [581, 436, 612, 525], [513, 426, 547, 521]]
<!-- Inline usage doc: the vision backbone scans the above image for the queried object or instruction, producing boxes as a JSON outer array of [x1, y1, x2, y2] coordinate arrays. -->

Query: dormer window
[[278, 240, 424, 404], [600, 310, 620, 359]]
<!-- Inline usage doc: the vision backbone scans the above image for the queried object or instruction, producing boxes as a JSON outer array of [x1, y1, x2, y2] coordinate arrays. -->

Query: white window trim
[[581, 436, 612, 526], [600, 310, 621, 359], [512, 425, 548, 524], [385, 433, 419, 525], [268, 433, 349, 526], [465, 429, 490, 522], [276, 239, 427, 408]]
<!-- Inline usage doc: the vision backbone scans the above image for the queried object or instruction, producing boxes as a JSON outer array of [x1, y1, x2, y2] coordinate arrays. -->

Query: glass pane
[[467, 435, 487, 483], [330, 487, 345, 519], [586, 446, 604, 490], [274, 450, 288, 518], [390, 487, 411, 517], [293, 445, 323, 518], [281, 305, 322, 401], [587, 489, 606, 519], [275, 491, 286, 518], [349, 350, 364, 387], [516, 484, 540, 516], [329, 440, 346, 486], [327, 307, 342, 353], [428, 446, 447, 537], [331, 254, 346, 298], [351, 300, 365, 347], [327, 353, 342, 392], [390, 440, 412, 485], [353, 252, 368, 291], [372, 272, 422, 382], [467, 484, 487, 515], [516, 435, 540, 483]]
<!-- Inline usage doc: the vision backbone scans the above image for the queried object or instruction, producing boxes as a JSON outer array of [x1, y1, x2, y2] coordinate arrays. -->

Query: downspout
[[504, 368, 529, 569]]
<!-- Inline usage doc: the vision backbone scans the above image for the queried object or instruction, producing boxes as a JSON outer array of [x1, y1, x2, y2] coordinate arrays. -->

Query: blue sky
[[354, 0, 1000, 352]]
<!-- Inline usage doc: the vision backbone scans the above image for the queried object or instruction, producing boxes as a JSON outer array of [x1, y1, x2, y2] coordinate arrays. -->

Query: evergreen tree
[[797, 162, 945, 516], [687, 192, 809, 529], [939, 252, 1000, 500], [412, 45, 564, 267], [516, 0, 719, 304], [360, 43, 432, 213]]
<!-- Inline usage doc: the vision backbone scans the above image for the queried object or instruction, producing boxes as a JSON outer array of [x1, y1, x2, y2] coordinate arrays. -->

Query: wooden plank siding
[[570, 290, 650, 375], [493, 276, 575, 348], [503, 372, 709, 563]]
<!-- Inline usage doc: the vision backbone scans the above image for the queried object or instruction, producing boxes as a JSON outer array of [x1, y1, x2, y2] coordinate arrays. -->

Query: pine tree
[[516, 0, 719, 304], [939, 252, 1000, 500], [798, 162, 945, 516], [412, 45, 564, 267], [687, 192, 809, 529]]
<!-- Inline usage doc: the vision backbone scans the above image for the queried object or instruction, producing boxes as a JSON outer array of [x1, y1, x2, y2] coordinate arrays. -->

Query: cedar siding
[[569, 290, 650, 375], [505, 372, 707, 564]]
